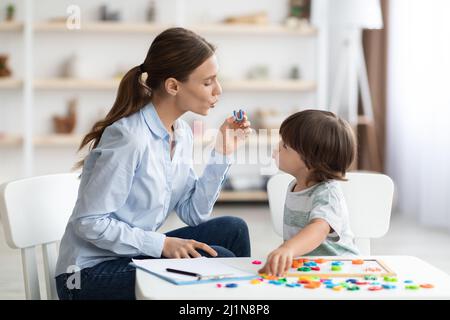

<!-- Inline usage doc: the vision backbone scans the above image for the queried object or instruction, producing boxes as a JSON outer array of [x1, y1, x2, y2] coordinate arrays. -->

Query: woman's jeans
[[55, 216, 251, 300]]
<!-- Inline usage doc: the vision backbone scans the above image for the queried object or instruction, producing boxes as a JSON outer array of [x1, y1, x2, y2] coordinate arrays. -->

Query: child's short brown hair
[[279, 109, 356, 184]]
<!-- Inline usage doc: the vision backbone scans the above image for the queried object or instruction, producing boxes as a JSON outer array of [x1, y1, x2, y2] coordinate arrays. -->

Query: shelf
[[34, 78, 120, 90], [223, 79, 316, 92], [34, 22, 170, 33], [0, 78, 22, 89], [33, 134, 83, 147], [33, 21, 316, 36], [190, 24, 317, 36], [34, 78, 315, 92], [217, 190, 268, 202], [0, 21, 23, 32], [0, 134, 22, 147], [0, 133, 275, 148]]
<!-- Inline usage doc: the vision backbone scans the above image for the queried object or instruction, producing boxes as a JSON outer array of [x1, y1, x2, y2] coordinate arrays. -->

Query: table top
[[135, 255, 450, 300]]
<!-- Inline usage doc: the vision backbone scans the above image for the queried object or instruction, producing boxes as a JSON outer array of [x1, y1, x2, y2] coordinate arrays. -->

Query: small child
[[259, 110, 360, 276]]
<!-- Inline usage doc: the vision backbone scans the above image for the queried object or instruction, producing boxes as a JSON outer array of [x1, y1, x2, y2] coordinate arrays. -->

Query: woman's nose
[[214, 80, 222, 96]]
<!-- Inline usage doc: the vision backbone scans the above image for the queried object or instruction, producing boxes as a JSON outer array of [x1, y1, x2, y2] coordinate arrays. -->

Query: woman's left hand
[[214, 113, 252, 155]]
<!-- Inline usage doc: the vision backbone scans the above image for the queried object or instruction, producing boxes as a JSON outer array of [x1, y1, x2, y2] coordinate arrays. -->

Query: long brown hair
[[279, 110, 356, 184], [74, 27, 215, 169]]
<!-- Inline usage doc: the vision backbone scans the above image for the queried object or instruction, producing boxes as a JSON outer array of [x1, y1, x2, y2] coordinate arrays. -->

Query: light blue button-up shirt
[[56, 103, 231, 276]]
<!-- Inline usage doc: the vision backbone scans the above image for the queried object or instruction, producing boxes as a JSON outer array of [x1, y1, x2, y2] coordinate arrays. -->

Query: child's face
[[273, 140, 309, 177]]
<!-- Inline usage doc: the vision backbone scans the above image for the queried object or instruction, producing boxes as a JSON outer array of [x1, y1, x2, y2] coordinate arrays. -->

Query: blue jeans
[[55, 216, 251, 300]]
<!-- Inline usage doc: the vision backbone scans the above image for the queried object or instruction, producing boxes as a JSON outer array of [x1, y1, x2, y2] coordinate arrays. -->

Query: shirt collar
[[141, 102, 183, 140]]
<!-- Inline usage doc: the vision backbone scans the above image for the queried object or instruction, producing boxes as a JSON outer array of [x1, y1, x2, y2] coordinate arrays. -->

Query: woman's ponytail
[[73, 66, 151, 169]]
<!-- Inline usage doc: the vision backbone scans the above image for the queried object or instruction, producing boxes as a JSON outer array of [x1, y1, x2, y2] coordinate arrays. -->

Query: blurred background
[[1, 0, 449, 298]]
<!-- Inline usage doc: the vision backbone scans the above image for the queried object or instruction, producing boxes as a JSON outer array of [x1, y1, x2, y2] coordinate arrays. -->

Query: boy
[[259, 110, 360, 276]]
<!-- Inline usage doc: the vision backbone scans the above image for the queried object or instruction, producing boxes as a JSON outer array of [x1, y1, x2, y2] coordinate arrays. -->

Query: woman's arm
[[73, 215, 166, 257], [72, 124, 165, 258], [174, 149, 231, 226], [175, 115, 251, 225]]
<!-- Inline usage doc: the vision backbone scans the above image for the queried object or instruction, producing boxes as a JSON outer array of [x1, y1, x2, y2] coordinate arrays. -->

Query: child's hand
[[258, 245, 294, 277], [214, 113, 252, 155]]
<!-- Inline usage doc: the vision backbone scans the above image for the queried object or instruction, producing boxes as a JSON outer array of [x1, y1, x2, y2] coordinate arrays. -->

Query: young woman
[[55, 27, 252, 300]]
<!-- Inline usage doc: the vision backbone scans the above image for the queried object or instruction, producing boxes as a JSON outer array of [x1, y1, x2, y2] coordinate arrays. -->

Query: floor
[[1, 203, 450, 299]]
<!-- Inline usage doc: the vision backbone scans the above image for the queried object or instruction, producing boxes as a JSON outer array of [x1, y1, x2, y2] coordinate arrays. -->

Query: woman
[[55, 27, 252, 300]]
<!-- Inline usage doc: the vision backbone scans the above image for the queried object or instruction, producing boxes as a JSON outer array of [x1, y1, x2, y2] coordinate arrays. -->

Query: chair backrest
[[0, 173, 79, 300], [267, 171, 394, 255]]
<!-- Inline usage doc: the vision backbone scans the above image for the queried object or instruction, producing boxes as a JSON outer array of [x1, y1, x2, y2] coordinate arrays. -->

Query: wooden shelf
[[0, 134, 22, 147], [191, 24, 317, 36], [217, 190, 268, 202], [34, 78, 120, 90], [223, 79, 316, 92], [33, 21, 316, 36], [0, 78, 22, 89], [34, 21, 170, 33], [0, 133, 275, 148], [34, 78, 315, 92], [0, 21, 23, 32], [33, 134, 83, 147]]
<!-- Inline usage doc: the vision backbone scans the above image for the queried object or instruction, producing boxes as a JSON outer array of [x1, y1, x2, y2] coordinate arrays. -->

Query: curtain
[[387, 0, 450, 230], [358, 0, 388, 172]]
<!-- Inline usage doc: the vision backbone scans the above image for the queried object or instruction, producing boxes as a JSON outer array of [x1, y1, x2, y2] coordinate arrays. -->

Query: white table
[[135, 256, 450, 300]]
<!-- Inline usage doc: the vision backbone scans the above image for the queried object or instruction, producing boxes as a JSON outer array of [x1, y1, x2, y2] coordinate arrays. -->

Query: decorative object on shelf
[[223, 11, 268, 25], [289, 65, 301, 79], [146, 0, 156, 23], [53, 98, 77, 134], [99, 4, 121, 22], [289, 0, 311, 20], [285, 0, 310, 29], [60, 54, 90, 79], [6, 3, 15, 22], [284, 16, 310, 29], [253, 108, 286, 130], [246, 65, 269, 80], [0, 54, 12, 77]]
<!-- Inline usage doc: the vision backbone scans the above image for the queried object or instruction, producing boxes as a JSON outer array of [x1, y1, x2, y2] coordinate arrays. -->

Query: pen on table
[[166, 268, 201, 278]]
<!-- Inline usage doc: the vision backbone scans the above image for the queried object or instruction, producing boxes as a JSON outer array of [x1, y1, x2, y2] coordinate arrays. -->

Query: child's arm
[[258, 219, 330, 276], [284, 218, 331, 255]]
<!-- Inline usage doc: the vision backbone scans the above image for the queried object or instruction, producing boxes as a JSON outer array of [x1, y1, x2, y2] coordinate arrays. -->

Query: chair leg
[[21, 247, 41, 300], [43, 243, 58, 300]]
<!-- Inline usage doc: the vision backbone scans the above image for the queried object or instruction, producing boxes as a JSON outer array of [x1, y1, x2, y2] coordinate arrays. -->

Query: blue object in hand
[[233, 109, 245, 122]]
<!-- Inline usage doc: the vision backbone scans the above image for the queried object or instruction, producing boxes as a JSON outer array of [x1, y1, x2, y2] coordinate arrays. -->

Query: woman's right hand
[[162, 237, 218, 258]]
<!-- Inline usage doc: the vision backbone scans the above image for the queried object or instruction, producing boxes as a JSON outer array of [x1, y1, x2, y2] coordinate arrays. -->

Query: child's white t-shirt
[[283, 179, 360, 256]]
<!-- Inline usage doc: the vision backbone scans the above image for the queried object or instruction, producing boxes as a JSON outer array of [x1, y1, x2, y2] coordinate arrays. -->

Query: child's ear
[[165, 78, 179, 96]]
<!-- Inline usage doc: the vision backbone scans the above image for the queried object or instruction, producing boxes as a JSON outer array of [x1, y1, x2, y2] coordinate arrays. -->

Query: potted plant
[[6, 4, 15, 21]]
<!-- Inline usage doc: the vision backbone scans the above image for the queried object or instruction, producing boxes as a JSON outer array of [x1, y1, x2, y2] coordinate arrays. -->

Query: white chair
[[0, 173, 79, 300], [267, 171, 394, 255]]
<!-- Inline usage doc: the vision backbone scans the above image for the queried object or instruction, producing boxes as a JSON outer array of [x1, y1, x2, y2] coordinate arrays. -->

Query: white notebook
[[131, 257, 257, 285]]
